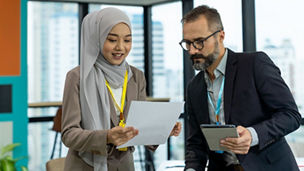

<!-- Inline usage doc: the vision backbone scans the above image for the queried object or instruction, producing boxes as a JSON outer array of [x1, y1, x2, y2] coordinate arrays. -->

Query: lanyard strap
[[105, 70, 128, 127], [207, 77, 225, 125]]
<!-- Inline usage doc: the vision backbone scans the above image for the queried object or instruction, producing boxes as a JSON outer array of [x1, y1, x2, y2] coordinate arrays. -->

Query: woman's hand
[[170, 122, 182, 136], [107, 126, 139, 146]]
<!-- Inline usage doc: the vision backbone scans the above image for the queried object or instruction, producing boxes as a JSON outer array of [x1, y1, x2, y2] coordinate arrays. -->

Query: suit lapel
[[124, 77, 137, 121], [193, 72, 210, 123], [224, 49, 238, 124]]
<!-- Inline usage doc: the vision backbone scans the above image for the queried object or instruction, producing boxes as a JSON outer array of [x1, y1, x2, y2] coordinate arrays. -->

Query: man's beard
[[191, 41, 220, 71]]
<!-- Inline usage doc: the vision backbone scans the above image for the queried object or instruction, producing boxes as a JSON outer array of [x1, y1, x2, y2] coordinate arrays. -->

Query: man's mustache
[[190, 54, 206, 60], [190, 54, 207, 64]]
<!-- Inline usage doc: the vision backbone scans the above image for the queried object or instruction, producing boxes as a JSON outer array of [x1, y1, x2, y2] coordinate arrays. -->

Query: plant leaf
[[1, 143, 21, 157], [3, 156, 13, 161], [0, 159, 16, 171], [20, 166, 28, 171]]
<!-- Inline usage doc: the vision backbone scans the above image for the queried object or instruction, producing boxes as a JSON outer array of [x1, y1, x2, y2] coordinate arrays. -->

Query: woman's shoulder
[[129, 65, 145, 82], [130, 65, 144, 75], [65, 66, 80, 83], [129, 65, 142, 73], [66, 66, 80, 78]]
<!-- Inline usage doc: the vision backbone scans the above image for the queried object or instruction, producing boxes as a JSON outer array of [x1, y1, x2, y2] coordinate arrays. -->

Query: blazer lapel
[[192, 71, 210, 124], [224, 49, 238, 124], [124, 77, 137, 121]]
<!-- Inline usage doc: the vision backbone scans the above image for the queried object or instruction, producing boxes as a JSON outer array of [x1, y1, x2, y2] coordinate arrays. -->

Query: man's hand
[[170, 122, 182, 136], [107, 126, 139, 146], [220, 126, 252, 154]]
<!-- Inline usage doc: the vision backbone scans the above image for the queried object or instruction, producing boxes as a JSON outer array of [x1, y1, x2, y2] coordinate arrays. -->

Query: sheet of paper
[[117, 101, 184, 148]]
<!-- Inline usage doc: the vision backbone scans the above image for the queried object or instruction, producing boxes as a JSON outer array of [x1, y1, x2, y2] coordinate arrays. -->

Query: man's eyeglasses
[[179, 30, 221, 51]]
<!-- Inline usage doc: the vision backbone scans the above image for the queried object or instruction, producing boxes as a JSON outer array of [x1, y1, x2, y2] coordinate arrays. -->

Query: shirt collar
[[214, 48, 228, 78]]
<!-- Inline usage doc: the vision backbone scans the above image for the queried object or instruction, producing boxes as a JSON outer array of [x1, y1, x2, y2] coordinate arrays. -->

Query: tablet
[[200, 124, 239, 151]]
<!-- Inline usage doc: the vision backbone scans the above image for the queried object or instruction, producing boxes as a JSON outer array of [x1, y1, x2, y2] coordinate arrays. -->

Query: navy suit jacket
[[184, 49, 301, 171]]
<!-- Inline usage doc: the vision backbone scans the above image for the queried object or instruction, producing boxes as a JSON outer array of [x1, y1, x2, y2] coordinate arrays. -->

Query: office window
[[256, 0, 304, 159], [28, 1, 79, 111], [27, 2, 78, 170], [152, 2, 184, 168], [194, 0, 243, 51], [152, 2, 183, 102], [89, 5, 144, 72]]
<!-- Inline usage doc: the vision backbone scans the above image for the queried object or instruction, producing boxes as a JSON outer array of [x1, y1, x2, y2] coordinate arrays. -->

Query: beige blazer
[[61, 66, 147, 171]]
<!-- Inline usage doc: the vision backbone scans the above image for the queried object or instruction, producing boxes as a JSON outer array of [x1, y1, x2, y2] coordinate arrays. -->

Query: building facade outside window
[[255, 0, 304, 160], [27, 2, 78, 170], [194, 0, 243, 52], [151, 2, 184, 169]]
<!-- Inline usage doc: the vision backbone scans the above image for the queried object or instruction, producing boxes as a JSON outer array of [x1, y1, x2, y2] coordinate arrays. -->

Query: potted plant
[[0, 143, 28, 171]]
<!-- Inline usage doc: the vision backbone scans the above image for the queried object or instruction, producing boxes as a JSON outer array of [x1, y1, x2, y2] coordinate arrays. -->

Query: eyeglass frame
[[179, 30, 221, 51]]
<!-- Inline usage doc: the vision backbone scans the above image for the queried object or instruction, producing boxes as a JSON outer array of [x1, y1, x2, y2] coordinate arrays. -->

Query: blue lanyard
[[207, 76, 225, 125]]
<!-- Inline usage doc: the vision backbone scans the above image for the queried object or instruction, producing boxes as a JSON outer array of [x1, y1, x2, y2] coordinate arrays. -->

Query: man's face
[[183, 16, 220, 71]]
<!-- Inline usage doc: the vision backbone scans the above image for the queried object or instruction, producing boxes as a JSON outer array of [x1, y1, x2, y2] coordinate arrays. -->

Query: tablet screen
[[200, 124, 239, 151]]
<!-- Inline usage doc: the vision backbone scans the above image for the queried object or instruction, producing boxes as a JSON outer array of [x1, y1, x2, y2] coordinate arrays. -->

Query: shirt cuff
[[247, 127, 259, 146]]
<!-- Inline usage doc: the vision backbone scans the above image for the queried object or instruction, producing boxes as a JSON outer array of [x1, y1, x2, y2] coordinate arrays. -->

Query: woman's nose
[[114, 40, 123, 50]]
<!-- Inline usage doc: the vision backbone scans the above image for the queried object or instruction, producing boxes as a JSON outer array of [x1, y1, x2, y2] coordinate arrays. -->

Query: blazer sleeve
[[61, 68, 109, 155], [251, 52, 301, 150], [184, 83, 208, 171]]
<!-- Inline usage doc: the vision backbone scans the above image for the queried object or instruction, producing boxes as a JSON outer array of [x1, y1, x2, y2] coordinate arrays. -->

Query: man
[[181, 5, 301, 171]]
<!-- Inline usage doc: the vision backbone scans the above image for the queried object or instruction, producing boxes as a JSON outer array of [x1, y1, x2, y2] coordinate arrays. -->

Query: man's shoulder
[[228, 49, 271, 66], [229, 49, 268, 59]]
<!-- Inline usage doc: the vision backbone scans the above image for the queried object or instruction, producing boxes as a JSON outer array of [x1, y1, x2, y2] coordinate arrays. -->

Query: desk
[[297, 157, 304, 171]]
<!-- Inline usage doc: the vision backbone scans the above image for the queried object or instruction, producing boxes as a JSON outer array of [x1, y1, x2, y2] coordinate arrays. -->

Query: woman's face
[[102, 23, 132, 65]]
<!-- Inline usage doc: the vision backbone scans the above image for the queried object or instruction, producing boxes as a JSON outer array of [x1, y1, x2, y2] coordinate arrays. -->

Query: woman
[[61, 7, 181, 171]]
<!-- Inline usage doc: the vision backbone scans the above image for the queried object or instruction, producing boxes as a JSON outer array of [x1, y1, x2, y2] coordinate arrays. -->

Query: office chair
[[50, 107, 62, 159], [46, 157, 65, 171]]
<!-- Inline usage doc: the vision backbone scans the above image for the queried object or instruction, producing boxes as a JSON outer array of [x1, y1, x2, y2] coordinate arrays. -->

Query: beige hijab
[[79, 7, 132, 171]]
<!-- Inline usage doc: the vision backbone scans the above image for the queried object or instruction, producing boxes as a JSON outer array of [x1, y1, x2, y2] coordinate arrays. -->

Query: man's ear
[[219, 30, 225, 43]]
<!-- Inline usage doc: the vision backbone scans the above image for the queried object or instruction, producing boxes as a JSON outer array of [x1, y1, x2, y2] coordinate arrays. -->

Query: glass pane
[[89, 4, 144, 72], [170, 118, 185, 160], [194, 0, 243, 51], [256, 0, 304, 159], [152, 2, 184, 102], [27, 1, 79, 116], [152, 2, 184, 169], [27, 2, 78, 171], [28, 122, 68, 171]]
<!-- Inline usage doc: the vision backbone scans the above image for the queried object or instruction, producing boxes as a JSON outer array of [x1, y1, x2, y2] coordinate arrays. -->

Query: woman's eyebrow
[[125, 34, 132, 37], [108, 33, 132, 37], [108, 33, 118, 37]]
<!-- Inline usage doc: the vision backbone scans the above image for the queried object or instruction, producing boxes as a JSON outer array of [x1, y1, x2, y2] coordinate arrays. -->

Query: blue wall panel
[[0, 0, 28, 169]]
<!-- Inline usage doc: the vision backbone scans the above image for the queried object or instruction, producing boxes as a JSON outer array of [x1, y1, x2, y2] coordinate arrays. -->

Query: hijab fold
[[79, 8, 132, 171]]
